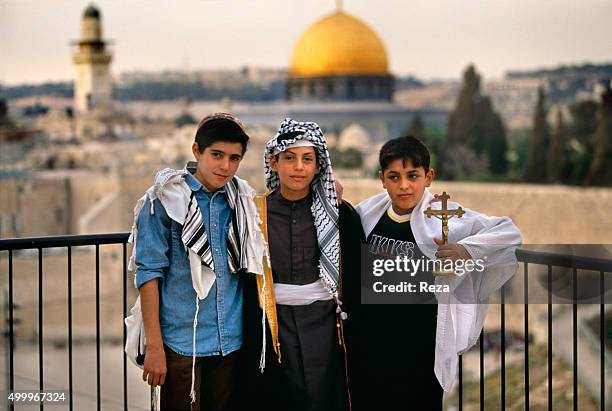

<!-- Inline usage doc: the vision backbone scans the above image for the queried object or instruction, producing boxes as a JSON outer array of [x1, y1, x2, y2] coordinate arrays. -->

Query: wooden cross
[[424, 192, 464, 244]]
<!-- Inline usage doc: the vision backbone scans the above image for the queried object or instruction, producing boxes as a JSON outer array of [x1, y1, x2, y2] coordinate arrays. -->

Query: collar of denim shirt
[[184, 171, 227, 195]]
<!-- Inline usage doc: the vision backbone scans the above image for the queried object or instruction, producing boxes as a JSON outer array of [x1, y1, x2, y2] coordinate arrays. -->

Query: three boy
[[131, 114, 521, 410]]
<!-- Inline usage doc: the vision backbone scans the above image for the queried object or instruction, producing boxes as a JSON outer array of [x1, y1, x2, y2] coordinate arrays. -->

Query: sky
[[1, 0, 611, 85]]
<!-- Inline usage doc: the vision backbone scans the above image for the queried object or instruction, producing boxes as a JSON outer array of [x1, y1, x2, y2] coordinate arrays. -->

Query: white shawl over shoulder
[[356, 189, 522, 392], [128, 167, 265, 298]]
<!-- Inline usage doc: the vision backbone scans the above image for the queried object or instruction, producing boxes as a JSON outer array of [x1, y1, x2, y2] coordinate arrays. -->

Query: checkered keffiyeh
[[264, 118, 340, 294]]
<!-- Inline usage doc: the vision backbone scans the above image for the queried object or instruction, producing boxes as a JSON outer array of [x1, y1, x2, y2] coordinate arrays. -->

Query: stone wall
[[0, 170, 121, 237], [342, 178, 612, 244], [3, 172, 611, 342]]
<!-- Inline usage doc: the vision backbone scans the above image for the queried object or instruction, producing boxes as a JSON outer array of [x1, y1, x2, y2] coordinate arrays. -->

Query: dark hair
[[379, 135, 430, 172], [194, 113, 249, 154]]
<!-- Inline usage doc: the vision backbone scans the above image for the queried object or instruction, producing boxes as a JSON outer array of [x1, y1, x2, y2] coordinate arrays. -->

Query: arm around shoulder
[[340, 201, 366, 244]]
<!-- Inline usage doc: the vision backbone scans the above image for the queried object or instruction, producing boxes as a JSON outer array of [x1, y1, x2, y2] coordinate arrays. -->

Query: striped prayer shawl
[[181, 177, 246, 273]]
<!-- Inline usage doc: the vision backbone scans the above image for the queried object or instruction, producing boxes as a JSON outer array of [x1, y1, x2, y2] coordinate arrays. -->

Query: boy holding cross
[[349, 136, 522, 410]]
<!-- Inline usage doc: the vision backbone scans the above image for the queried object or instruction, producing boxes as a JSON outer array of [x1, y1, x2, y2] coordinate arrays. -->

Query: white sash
[[274, 279, 333, 306]]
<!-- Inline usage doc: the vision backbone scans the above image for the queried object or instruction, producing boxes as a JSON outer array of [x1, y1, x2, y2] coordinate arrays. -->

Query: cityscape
[[1, 1, 611, 409]]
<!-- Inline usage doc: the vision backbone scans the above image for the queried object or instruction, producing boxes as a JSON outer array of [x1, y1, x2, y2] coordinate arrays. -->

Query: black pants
[[351, 374, 443, 411], [161, 345, 242, 411]]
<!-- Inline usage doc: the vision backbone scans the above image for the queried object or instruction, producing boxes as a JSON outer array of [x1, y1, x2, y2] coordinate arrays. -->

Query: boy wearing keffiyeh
[[243, 118, 364, 411]]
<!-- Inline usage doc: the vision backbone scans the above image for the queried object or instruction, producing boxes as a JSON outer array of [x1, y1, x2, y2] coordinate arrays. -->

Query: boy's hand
[[143, 345, 167, 386], [433, 237, 472, 261], [335, 179, 344, 204]]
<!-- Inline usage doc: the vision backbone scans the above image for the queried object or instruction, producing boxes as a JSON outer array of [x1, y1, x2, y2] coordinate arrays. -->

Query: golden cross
[[336, 0, 343, 12], [424, 192, 464, 244]]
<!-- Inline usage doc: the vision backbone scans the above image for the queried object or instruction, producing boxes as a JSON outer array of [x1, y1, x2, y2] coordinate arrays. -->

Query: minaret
[[72, 4, 113, 114]]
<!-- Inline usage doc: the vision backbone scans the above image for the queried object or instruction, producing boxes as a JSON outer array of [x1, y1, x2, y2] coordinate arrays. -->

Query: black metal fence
[[1, 233, 131, 411], [456, 249, 611, 411], [1, 234, 610, 410]]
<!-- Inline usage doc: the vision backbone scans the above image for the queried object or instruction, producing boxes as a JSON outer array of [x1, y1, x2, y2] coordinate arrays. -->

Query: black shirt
[[367, 208, 419, 257], [357, 208, 438, 377], [267, 190, 320, 285]]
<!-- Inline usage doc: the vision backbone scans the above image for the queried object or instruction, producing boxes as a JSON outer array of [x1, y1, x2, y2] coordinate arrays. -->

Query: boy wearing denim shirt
[[134, 113, 260, 410]]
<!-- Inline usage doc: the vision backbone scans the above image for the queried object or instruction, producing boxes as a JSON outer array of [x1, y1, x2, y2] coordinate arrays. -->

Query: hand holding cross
[[424, 192, 465, 244]]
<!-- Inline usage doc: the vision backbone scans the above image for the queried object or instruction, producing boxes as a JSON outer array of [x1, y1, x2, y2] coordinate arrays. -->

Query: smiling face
[[270, 146, 318, 201], [379, 158, 435, 215], [192, 141, 244, 191]]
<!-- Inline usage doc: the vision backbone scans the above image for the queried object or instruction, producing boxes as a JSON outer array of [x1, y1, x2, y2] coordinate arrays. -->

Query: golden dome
[[289, 11, 389, 78]]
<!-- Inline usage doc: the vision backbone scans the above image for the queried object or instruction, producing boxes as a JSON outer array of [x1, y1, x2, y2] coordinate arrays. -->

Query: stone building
[[72, 4, 113, 114]]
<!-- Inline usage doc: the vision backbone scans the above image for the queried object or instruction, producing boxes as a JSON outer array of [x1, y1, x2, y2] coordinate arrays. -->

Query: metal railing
[[456, 249, 611, 411], [1, 235, 611, 410], [1, 233, 131, 411]]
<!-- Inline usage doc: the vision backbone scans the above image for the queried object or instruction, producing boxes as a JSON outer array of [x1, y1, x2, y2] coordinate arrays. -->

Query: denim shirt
[[135, 172, 243, 357]]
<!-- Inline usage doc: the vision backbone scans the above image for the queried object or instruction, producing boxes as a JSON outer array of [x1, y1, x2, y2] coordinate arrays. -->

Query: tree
[[328, 147, 363, 169], [0, 99, 13, 127], [586, 83, 612, 185], [175, 112, 197, 128], [546, 109, 569, 183], [480, 97, 508, 175], [566, 100, 598, 184], [446, 65, 481, 149], [523, 87, 550, 182], [570, 100, 598, 141], [441, 65, 508, 179], [408, 114, 425, 140]]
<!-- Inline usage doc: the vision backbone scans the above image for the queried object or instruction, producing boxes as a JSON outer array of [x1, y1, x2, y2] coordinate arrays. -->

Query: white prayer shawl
[[128, 168, 265, 299], [356, 189, 522, 392]]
